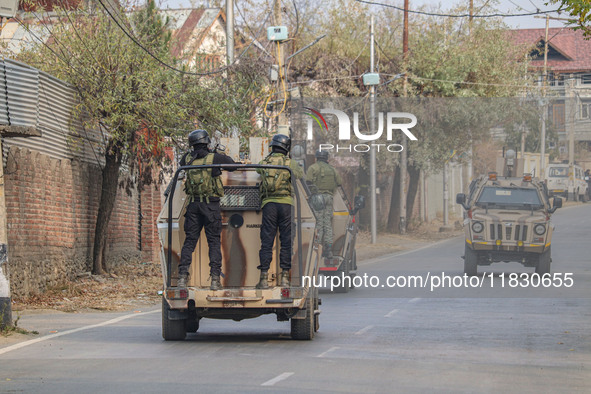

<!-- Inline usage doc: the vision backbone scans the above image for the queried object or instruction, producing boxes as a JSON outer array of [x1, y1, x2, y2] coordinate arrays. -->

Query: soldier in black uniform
[[178, 129, 236, 290]]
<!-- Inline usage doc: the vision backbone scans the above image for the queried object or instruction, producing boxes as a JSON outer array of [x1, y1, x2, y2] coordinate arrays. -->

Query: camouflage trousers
[[315, 194, 333, 246]]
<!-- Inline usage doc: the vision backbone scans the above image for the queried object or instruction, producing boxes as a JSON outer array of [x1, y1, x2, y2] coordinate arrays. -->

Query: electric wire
[[353, 0, 560, 18], [96, 0, 272, 76], [264, 41, 288, 118]]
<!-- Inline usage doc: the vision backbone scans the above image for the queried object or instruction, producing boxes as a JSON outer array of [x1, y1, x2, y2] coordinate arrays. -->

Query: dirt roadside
[[1, 219, 462, 342]]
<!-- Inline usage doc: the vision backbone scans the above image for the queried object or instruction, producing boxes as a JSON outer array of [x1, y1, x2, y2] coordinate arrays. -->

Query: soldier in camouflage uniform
[[256, 134, 304, 288], [178, 129, 236, 291], [306, 150, 342, 258]]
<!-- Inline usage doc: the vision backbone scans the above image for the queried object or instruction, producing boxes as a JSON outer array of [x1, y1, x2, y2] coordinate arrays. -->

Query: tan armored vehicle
[[317, 190, 365, 293], [456, 172, 562, 275], [158, 163, 320, 341]]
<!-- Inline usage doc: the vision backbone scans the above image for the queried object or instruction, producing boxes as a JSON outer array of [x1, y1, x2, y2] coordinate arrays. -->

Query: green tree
[[547, 0, 591, 37], [18, 1, 266, 273]]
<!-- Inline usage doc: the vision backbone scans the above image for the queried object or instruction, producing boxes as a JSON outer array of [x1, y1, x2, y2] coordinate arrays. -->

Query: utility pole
[[226, 0, 234, 65], [540, 14, 549, 181], [469, 0, 473, 33], [399, 0, 409, 235], [369, 15, 377, 244], [568, 80, 576, 200], [0, 138, 12, 329], [273, 0, 289, 132]]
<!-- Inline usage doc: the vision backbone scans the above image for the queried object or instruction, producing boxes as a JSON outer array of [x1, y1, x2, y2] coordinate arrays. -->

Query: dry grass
[[12, 260, 162, 313]]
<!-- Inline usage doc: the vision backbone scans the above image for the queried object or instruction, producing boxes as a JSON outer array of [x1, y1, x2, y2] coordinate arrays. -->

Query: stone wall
[[4, 146, 161, 297]]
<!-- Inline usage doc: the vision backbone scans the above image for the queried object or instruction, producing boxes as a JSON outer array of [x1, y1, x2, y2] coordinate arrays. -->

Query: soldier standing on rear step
[[177, 129, 236, 291], [306, 150, 342, 259], [256, 134, 304, 289]]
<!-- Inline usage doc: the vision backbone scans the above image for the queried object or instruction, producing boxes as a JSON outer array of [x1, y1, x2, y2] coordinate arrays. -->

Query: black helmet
[[315, 150, 329, 161], [269, 134, 291, 153], [188, 129, 210, 147]]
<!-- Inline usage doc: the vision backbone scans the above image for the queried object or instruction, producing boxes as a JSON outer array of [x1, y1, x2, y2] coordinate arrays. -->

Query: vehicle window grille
[[506, 226, 512, 240], [497, 224, 503, 240], [522, 225, 528, 241], [220, 186, 261, 210], [515, 225, 521, 241], [490, 224, 495, 239]]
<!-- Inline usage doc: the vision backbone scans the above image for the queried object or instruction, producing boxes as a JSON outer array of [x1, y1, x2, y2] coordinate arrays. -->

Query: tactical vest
[[315, 162, 339, 193], [184, 153, 224, 202], [260, 154, 292, 198]]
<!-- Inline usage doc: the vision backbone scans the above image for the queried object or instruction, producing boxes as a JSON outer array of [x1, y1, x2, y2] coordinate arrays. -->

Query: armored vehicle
[[317, 190, 365, 293], [456, 172, 562, 275], [158, 163, 320, 341]]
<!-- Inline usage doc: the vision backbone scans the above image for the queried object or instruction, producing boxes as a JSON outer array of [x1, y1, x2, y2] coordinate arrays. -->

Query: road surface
[[1, 204, 589, 393]]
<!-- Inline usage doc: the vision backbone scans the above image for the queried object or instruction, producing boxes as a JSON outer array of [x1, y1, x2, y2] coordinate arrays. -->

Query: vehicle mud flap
[[162, 297, 187, 341], [535, 246, 551, 275], [333, 258, 350, 293], [168, 309, 189, 320], [463, 243, 478, 276]]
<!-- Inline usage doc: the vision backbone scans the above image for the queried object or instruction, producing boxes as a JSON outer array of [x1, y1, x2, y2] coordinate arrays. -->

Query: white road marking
[[316, 346, 340, 358], [409, 298, 421, 303], [361, 238, 457, 266], [0, 309, 160, 356], [355, 325, 375, 335], [384, 309, 399, 318], [261, 372, 294, 386]]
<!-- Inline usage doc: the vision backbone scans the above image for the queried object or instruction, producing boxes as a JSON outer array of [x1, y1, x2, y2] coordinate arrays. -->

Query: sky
[[159, 0, 569, 30]]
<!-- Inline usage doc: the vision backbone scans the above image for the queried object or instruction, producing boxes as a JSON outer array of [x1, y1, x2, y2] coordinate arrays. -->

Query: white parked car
[[546, 163, 588, 202]]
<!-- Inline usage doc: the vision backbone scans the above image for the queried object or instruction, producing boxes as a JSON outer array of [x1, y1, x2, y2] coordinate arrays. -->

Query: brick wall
[[4, 146, 161, 297]]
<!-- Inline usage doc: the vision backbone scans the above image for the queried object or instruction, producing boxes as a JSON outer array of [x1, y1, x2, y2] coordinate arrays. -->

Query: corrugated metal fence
[[0, 58, 104, 167]]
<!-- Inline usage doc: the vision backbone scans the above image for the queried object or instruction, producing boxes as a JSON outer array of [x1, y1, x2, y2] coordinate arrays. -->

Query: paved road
[[1, 205, 590, 393]]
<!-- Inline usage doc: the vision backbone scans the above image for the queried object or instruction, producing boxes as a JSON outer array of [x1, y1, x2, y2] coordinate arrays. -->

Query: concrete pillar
[[0, 139, 12, 328]]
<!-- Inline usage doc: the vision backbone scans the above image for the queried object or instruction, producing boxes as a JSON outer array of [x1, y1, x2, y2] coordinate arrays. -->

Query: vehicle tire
[[313, 288, 320, 333], [535, 246, 551, 275], [186, 318, 200, 333], [464, 244, 478, 276], [162, 297, 186, 341], [291, 295, 314, 340], [333, 259, 350, 294]]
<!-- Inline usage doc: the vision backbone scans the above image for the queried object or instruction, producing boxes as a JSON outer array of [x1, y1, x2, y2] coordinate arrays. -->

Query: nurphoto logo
[[304, 107, 418, 153]]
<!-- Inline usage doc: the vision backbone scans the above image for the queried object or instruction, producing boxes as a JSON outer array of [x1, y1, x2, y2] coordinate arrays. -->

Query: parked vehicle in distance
[[546, 163, 588, 202]]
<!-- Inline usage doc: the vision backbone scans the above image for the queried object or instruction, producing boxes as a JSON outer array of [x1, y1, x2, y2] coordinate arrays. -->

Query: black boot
[[255, 271, 269, 289], [280, 270, 290, 287], [177, 273, 188, 288], [210, 274, 222, 290]]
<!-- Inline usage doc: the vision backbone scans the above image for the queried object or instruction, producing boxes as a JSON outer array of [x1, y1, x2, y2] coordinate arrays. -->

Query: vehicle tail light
[[467, 209, 472, 219], [281, 288, 290, 298], [495, 240, 502, 246], [166, 288, 188, 299]]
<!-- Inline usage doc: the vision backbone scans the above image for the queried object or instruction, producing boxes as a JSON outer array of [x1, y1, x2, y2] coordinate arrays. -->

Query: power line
[[289, 75, 363, 85], [353, 0, 560, 18], [403, 74, 542, 89], [96, 0, 272, 76]]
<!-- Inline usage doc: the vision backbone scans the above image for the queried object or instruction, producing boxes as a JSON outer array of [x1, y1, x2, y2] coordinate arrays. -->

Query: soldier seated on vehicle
[[255, 134, 304, 288], [306, 150, 342, 259], [178, 129, 237, 291]]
